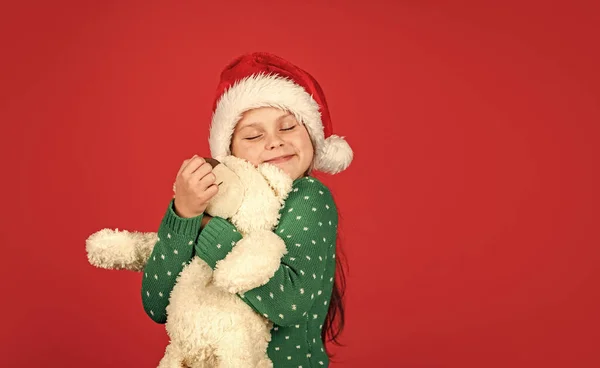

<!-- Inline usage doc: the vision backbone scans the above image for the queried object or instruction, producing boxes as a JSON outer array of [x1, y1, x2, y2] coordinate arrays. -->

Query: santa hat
[[208, 52, 353, 175]]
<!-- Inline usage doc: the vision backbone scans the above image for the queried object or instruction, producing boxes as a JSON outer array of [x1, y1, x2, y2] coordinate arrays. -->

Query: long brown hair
[[322, 243, 347, 356]]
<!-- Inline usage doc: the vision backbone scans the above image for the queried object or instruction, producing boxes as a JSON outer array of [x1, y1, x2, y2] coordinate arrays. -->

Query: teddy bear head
[[173, 156, 293, 233]]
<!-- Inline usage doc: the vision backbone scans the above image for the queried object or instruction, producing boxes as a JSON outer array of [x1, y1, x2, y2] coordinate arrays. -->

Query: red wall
[[1, 1, 598, 367]]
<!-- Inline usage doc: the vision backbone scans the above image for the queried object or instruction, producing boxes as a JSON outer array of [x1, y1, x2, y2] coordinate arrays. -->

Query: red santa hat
[[208, 52, 353, 175]]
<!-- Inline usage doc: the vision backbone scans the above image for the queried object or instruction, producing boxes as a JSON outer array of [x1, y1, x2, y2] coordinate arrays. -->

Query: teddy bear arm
[[212, 230, 287, 294], [86, 228, 158, 271]]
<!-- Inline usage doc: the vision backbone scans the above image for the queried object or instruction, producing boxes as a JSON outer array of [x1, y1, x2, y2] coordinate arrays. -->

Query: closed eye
[[281, 125, 296, 131], [245, 135, 262, 140]]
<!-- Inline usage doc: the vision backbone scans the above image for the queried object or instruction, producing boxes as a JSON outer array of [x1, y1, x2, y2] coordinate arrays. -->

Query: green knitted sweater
[[142, 176, 338, 367]]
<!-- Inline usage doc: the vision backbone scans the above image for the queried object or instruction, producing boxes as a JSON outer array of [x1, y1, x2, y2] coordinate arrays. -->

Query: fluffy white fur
[[213, 230, 287, 294], [86, 228, 157, 272], [313, 134, 354, 174], [163, 258, 274, 368], [221, 156, 292, 234], [85, 156, 293, 368], [258, 163, 296, 200]]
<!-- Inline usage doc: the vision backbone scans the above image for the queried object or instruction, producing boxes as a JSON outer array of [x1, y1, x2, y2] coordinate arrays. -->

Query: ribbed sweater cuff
[[196, 217, 241, 269], [162, 199, 203, 238]]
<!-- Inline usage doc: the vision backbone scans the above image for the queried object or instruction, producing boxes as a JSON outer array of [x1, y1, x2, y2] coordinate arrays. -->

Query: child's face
[[231, 107, 314, 180]]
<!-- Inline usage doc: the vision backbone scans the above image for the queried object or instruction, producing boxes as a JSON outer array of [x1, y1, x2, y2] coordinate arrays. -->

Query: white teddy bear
[[86, 156, 293, 368]]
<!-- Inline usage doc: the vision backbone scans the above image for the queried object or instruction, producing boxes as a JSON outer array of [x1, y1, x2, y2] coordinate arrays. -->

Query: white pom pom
[[313, 135, 353, 174]]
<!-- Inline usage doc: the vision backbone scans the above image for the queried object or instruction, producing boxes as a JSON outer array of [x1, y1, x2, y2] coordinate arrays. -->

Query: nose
[[265, 133, 284, 150]]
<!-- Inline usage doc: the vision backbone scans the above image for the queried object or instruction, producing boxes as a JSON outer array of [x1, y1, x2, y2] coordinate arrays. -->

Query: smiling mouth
[[265, 155, 294, 164]]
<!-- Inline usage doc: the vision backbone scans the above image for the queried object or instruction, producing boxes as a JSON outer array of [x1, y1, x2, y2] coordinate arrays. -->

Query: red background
[[1, 1, 598, 367]]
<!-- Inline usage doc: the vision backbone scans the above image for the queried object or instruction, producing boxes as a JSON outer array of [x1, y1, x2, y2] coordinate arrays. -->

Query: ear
[[257, 163, 294, 201]]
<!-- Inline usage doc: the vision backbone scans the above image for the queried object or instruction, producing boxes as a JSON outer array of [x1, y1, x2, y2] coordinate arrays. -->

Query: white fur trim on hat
[[209, 73, 353, 174]]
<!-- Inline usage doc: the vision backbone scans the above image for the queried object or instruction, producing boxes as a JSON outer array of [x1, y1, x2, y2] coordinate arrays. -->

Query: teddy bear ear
[[205, 157, 220, 168]]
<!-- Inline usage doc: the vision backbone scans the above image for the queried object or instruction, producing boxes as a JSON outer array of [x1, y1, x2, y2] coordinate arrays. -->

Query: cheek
[[231, 140, 262, 165], [297, 132, 314, 161]]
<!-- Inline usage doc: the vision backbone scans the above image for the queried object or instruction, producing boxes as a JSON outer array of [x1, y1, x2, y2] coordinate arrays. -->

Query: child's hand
[[173, 155, 218, 218]]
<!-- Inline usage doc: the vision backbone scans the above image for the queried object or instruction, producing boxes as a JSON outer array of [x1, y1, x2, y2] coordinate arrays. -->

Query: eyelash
[[245, 125, 296, 140]]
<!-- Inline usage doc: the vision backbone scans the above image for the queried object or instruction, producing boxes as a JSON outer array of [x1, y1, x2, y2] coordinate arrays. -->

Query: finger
[[196, 171, 216, 191], [181, 156, 206, 178], [201, 183, 219, 200], [177, 155, 198, 177], [189, 162, 213, 183]]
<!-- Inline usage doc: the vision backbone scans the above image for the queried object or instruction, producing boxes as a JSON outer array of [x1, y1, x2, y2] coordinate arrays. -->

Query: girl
[[141, 52, 353, 367]]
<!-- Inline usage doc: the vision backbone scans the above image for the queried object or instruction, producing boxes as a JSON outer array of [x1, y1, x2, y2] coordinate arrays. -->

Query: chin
[[275, 166, 296, 179], [278, 166, 300, 180]]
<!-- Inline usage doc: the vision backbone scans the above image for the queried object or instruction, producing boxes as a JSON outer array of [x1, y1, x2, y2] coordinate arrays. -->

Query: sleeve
[[141, 199, 203, 323], [195, 217, 243, 269], [194, 177, 338, 326]]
